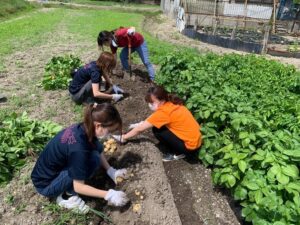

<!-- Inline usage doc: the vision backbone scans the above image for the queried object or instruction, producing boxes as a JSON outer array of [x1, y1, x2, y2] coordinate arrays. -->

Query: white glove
[[127, 27, 135, 35], [112, 94, 123, 102], [107, 167, 127, 183], [104, 189, 129, 207], [111, 134, 126, 143], [128, 121, 143, 130], [112, 85, 124, 94]]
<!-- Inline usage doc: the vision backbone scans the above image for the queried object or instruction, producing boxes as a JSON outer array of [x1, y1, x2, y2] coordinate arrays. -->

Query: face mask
[[97, 128, 109, 139], [112, 40, 118, 47], [148, 103, 158, 111]]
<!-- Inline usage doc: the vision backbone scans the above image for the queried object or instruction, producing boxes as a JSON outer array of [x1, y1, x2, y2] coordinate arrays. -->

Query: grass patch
[[0, 0, 35, 18], [70, 0, 160, 8], [0, 8, 65, 59]]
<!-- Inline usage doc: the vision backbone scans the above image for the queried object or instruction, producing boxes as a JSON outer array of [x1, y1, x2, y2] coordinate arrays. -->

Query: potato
[[132, 203, 141, 213], [107, 139, 115, 144], [134, 190, 140, 196], [116, 176, 123, 184]]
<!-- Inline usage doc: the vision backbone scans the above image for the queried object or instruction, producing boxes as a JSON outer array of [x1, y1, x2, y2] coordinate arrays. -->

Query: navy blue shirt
[[69, 61, 102, 94], [31, 124, 103, 189]]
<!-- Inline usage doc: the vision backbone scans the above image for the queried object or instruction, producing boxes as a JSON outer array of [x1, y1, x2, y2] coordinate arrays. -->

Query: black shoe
[[162, 153, 185, 162]]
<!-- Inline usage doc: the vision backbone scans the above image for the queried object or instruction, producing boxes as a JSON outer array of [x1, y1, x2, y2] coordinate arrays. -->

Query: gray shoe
[[162, 153, 185, 162]]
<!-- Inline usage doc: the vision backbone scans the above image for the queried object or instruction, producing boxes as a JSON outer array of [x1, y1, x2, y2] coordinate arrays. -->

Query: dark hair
[[83, 103, 122, 142], [145, 85, 184, 105], [96, 51, 116, 73], [97, 30, 114, 47]]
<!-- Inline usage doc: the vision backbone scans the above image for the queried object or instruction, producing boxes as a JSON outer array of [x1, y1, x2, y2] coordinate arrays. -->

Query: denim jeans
[[36, 151, 101, 198], [120, 41, 155, 81]]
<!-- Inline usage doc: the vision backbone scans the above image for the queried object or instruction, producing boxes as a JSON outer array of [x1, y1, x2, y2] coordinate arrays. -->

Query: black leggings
[[152, 126, 198, 157]]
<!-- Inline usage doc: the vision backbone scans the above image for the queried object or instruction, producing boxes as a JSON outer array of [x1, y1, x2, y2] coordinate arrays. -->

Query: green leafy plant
[[42, 55, 82, 90], [156, 51, 300, 225], [0, 112, 62, 183]]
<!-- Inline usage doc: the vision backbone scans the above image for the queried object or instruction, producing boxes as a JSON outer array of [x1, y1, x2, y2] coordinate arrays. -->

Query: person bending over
[[31, 103, 128, 213], [113, 85, 202, 162], [69, 51, 123, 104], [97, 27, 155, 81]]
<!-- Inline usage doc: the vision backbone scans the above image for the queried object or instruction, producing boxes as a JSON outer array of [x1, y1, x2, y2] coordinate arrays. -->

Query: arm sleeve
[[90, 68, 101, 84], [146, 111, 170, 129]]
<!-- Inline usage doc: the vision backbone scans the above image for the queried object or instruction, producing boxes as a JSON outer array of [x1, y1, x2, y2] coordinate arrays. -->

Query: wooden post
[[261, 25, 270, 54], [213, 0, 218, 35], [243, 0, 248, 29], [272, 0, 277, 33]]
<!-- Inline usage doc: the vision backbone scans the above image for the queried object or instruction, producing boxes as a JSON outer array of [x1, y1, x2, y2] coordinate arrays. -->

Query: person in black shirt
[[31, 103, 128, 213], [69, 52, 123, 104]]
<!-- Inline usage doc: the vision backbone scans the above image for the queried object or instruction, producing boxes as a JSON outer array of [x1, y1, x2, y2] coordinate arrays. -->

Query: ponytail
[[167, 93, 184, 105], [97, 30, 114, 47], [145, 85, 184, 105], [83, 103, 122, 142]]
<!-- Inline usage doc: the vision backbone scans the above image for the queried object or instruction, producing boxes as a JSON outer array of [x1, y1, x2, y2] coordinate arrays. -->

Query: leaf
[[281, 165, 299, 178], [273, 222, 286, 225], [216, 143, 233, 153], [204, 154, 214, 165], [245, 182, 260, 190], [239, 132, 249, 139], [276, 172, 289, 185], [254, 190, 263, 204], [242, 138, 250, 147], [234, 186, 248, 200], [251, 154, 264, 161], [204, 110, 210, 119], [283, 149, 300, 157], [226, 175, 236, 187], [286, 182, 300, 191], [238, 160, 247, 173]]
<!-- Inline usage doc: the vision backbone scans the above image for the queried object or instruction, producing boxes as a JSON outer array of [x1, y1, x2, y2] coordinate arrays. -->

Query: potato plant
[[42, 55, 82, 90], [0, 112, 62, 183], [156, 51, 300, 225]]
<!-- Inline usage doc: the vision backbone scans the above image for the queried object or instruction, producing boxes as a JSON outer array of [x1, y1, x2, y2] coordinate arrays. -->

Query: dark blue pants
[[152, 126, 198, 157], [36, 151, 101, 198]]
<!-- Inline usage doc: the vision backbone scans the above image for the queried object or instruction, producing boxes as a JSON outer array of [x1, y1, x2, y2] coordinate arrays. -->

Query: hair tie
[[93, 103, 98, 109]]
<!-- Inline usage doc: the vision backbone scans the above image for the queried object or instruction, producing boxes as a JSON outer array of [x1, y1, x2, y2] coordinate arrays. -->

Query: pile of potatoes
[[103, 138, 117, 154]]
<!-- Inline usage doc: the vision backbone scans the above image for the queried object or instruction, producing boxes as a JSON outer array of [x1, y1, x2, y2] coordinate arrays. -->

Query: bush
[[156, 51, 300, 225], [42, 55, 82, 90], [0, 112, 62, 183], [0, 0, 34, 18]]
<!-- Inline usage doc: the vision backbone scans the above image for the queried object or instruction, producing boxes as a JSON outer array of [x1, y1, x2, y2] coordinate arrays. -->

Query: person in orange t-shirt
[[113, 85, 202, 161]]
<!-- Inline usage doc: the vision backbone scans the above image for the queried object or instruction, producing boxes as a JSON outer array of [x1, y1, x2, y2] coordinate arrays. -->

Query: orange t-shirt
[[146, 102, 202, 150]]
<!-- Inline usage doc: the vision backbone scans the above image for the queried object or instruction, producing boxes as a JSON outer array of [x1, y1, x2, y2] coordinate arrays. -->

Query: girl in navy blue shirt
[[69, 52, 123, 104], [31, 103, 128, 213]]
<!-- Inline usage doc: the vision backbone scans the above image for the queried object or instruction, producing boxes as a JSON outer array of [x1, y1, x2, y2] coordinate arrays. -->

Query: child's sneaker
[[56, 194, 89, 214]]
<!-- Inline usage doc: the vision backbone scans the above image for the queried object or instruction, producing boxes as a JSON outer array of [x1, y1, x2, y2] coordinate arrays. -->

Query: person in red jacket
[[97, 27, 155, 81]]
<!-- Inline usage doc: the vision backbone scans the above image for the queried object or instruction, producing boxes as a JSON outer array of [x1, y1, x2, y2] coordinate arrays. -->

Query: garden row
[[156, 52, 300, 225]]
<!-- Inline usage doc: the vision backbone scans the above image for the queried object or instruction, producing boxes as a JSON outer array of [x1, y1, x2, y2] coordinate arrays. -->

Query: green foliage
[[42, 55, 82, 90], [0, 112, 62, 184], [156, 52, 300, 225], [0, 0, 34, 18]]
